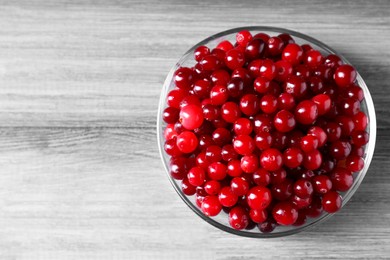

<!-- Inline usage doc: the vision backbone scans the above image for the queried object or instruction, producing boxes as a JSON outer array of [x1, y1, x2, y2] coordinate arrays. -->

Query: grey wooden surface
[[0, 0, 389, 259]]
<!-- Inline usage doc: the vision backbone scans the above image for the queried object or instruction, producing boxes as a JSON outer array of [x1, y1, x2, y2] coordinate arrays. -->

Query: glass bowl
[[157, 26, 376, 238]]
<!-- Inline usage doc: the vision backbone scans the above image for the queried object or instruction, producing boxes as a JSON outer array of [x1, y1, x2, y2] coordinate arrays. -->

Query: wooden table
[[0, 0, 389, 259]]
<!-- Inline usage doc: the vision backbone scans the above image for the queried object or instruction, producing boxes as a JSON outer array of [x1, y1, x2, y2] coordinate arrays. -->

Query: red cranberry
[[236, 30, 253, 46], [291, 195, 312, 209], [334, 64, 357, 88], [336, 116, 355, 137], [260, 148, 283, 171], [322, 191, 342, 213], [201, 195, 222, 216], [227, 160, 243, 177], [282, 43, 303, 65], [278, 33, 295, 45], [207, 162, 227, 180], [216, 40, 234, 52], [164, 124, 178, 140], [218, 186, 238, 207], [192, 79, 211, 99], [181, 178, 196, 195], [294, 65, 311, 80], [339, 97, 360, 116], [241, 154, 259, 173], [202, 104, 219, 121], [253, 76, 270, 94], [307, 126, 327, 147], [312, 175, 332, 194], [233, 118, 253, 136], [275, 60, 293, 82], [300, 135, 319, 153], [169, 157, 188, 180], [231, 177, 250, 196], [205, 145, 222, 163], [294, 179, 313, 199], [194, 45, 211, 62], [210, 85, 229, 105], [303, 149, 322, 170], [351, 130, 369, 147], [271, 180, 293, 201], [200, 55, 222, 71], [253, 114, 273, 133], [204, 180, 221, 195], [188, 166, 206, 186], [231, 67, 252, 86], [353, 111, 368, 131], [324, 122, 342, 142], [324, 54, 342, 69], [227, 77, 245, 98], [277, 93, 295, 111], [210, 69, 230, 86], [304, 49, 323, 68], [272, 131, 289, 150], [312, 94, 331, 116], [346, 155, 364, 172], [259, 59, 276, 80], [253, 168, 271, 186], [260, 94, 278, 114], [270, 168, 287, 185], [167, 88, 186, 109], [174, 67, 194, 89], [233, 135, 255, 156], [258, 218, 277, 233], [330, 140, 351, 160], [225, 49, 245, 70], [308, 76, 325, 94], [221, 102, 241, 123], [253, 32, 270, 42], [179, 104, 204, 130], [313, 65, 332, 82], [255, 131, 273, 150], [304, 196, 323, 218], [295, 100, 318, 125], [221, 144, 238, 162], [247, 186, 272, 210], [176, 131, 198, 153], [344, 84, 364, 102], [274, 110, 296, 133], [212, 127, 231, 146], [245, 38, 265, 60], [267, 36, 284, 56], [330, 167, 353, 192], [284, 75, 308, 99], [272, 201, 298, 225], [249, 208, 268, 223], [163, 107, 180, 124], [283, 147, 304, 168], [240, 94, 260, 116], [229, 206, 249, 230]]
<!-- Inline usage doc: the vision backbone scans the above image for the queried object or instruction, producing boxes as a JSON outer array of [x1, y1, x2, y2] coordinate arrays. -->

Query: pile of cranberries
[[162, 30, 369, 233]]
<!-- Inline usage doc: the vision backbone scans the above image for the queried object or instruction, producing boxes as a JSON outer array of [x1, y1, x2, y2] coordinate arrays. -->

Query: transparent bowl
[[157, 26, 376, 238]]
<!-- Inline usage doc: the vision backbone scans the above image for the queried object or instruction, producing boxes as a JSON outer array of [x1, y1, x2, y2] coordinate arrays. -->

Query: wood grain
[[0, 0, 389, 259]]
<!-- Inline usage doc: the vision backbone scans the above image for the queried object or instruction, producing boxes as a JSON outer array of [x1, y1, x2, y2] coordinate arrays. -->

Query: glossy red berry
[[210, 85, 228, 105], [272, 202, 298, 225], [201, 195, 222, 216], [294, 179, 313, 199], [227, 160, 243, 177], [295, 100, 318, 125], [274, 110, 296, 133], [303, 149, 322, 170], [174, 67, 194, 89], [260, 148, 283, 171], [221, 144, 238, 162], [205, 145, 222, 163], [283, 147, 304, 168], [218, 186, 238, 207], [271, 180, 293, 201], [282, 43, 303, 65], [225, 49, 245, 70], [236, 30, 252, 46], [176, 131, 198, 153], [179, 104, 204, 130], [307, 126, 327, 147], [240, 94, 260, 116], [267, 36, 284, 56], [249, 208, 268, 223], [324, 54, 342, 69], [194, 45, 210, 62], [229, 206, 249, 230], [330, 167, 353, 192], [275, 60, 293, 82], [253, 168, 271, 186], [330, 140, 352, 160], [216, 40, 234, 52], [207, 162, 227, 180], [221, 102, 241, 123], [300, 135, 319, 153], [260, 94, 278, 114], [322, 191, 342, 213], [334, 64, 357, 88], [231, 177, 250, 196], [312, 94, 331, 116], [247, 186, 272, 210], [312, 175, 332, 194], [245, 38, 265, 60], [351, 130, 369, 147], [304, 49, 323, 68], [240, 154, 259, 173], [204, 180, 221, 195], [284, 75, 308, 99], [233, 135, 255, 156], [353, 111, 368, 131], [187, 166, 206, 186], [346, 155, 364, 172]]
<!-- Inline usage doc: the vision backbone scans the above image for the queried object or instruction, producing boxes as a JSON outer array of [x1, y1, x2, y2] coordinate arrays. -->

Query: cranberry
[[275, 60, 293, 82], [313, 65, 333, 82], [179, 104, 204, 130], [308, 76, 325, 94], [260, 148, 283, 171], [271, 180, 293, 201], [282, 43, 303, 65], [253, 32, 270, 42], [304, 49, 323, 68], [344, 84, 364, 102], [259, 59, 276, 80], [167, 88, 186, 109], [284, 75, 308, 99], [312, 94, 331, 116], [227, 160, 243, 177], [303, 149, 322, 170], [339, 97, 360, 116], [324, 54, 342, 69], [218, 186, 238, 207], [247, 186, 272, 210], [336, 116, 355, 137], [229, 206, 249, 230], [293, 210, 307, 226], [204, 180, 221, 195], [353, 111, 368, 131], [267, 36, 284, 56], [221, 144, 238, 162], [330, 140, 351, 160], [201, 195, 222, 216], [258, 218, 277, 233], [164, 124, 178, 140], [253, 114, 273, 133], [192, 79, 211, 99], [225, 49, 245, 70], [283, 147, 304, 168], [210, 85, 229, 105], [216, 40, 234, 52], [334, 64, 357, 88], [300, 135, 319, 153], [241, 154, 259, 173], [294, 179, 313, 199], [277, 93, 295, 111], [181, 178, 196, 195], [245, 38, 265, 60], [272, 202, 298, 225], [253, 76, 270, 94], [272, 131, 289, 150], [169, 157, 188, 180], [274, 110, 296, 133], [187, 166, 206, 186], [312, 175, 332, 194], [255, 131, 273, 150], [294, 65, 311, 80], [270, 168, 287, 185], [304, 196, 323, 218], [163, 107, 179, 124], [253, 168, 271, 186], [233, 118, 253, 135], [278, 33, 295, 45], [324, 122, 342, 142], [351, 130, 369, 147], [194, 45, 210, 62], [236, 30, 252, 46], [205, 145, 222, 163], [346, 155, 364, 172], [174, 67, 194, 89], [232, 67, 252, 86], [330, 167, 353, 192], [210, 69, 230, 86], [233, 135, 255, 156], [260, 94, 278, 114], [295, 100, 318, 125], [207, 162, 227, 180], [307, 126, 327, 147], [240, 94, 260, 116], [291, 195, 312, 209], [227, 77, 245, 98], [202, 104, 219, 121], [221, 102, 241, 123], [322, 191, 342, 213], [212, 127, 231, 146], [249, 208, 268, 223], [231, 177, 250, 196]]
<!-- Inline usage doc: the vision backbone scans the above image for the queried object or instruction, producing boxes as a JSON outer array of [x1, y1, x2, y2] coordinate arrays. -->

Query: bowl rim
[[157, 26, 377, 238]]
